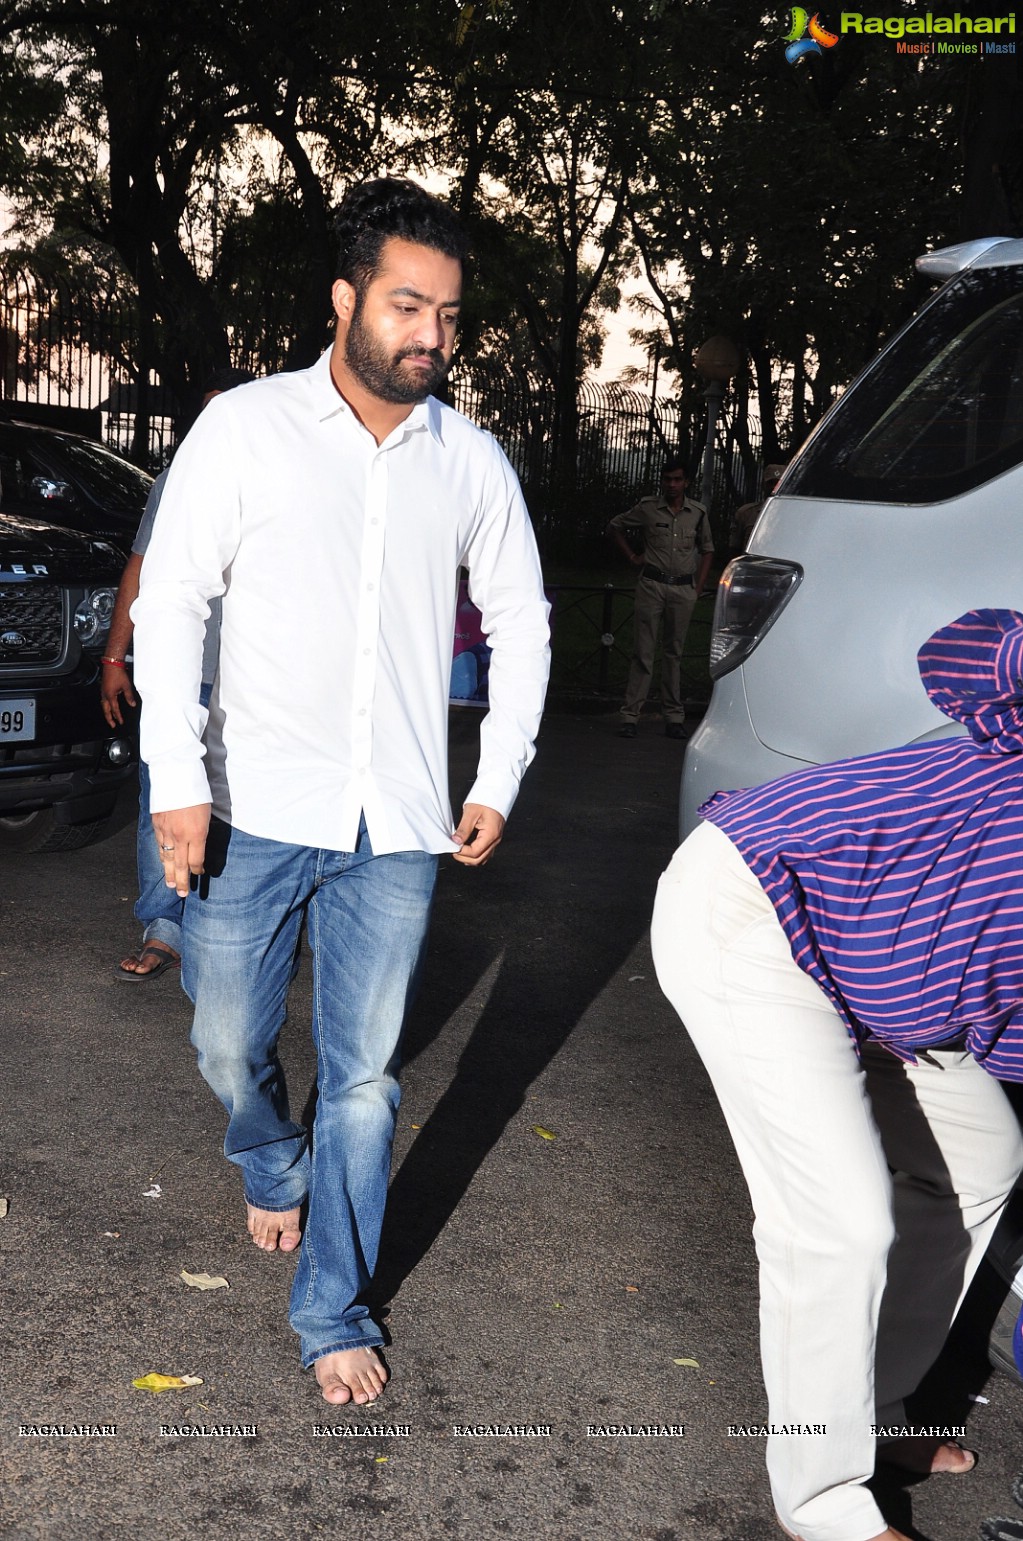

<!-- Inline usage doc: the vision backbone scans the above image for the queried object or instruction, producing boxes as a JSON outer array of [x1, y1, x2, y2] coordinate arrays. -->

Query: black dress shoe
[[664, 722, 686, 740], [618, 722, 637, 738]]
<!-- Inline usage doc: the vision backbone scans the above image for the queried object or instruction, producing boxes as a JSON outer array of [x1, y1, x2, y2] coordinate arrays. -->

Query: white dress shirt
[[132, 349, 551, 855]]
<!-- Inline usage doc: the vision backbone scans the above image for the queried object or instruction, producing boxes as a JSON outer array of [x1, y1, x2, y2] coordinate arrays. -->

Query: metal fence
[[548, 583, 714, 705], [0, 261, 181, 462], [0, 263, 765, 536]]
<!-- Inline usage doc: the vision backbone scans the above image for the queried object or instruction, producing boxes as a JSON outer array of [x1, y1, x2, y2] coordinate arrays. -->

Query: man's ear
[[331, 278, 356, 325]]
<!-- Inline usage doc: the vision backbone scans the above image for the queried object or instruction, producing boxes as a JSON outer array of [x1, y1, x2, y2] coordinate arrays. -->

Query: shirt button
[[363, 648, 371, 656], [366, 582, 375, 591], [358, 708, 367, 716]]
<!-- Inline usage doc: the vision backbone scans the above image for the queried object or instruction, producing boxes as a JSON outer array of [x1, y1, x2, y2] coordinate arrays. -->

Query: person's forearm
[[106, 553, 144, 660], [132, 575, 213, 812], [610, 529, 641, 565], [696, 552, 714, 593]]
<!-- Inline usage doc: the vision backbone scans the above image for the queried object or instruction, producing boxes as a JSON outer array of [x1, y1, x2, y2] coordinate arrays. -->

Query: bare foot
[[314, 1347, 388, 1405], [116, 942, 180, 978], [245, 1203, 302, 1252], [877, 1435, 976, 1474]]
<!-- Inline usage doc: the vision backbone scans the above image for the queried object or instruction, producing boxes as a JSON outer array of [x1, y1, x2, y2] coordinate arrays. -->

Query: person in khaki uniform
[[608, 462, 714, 739], [729, 462, 787, 556]]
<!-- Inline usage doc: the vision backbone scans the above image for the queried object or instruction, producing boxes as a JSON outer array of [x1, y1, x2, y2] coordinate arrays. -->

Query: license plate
[[0, 699, 35, 742]]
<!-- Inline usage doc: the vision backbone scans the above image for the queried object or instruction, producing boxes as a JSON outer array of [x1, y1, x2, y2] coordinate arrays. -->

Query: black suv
[[0, 418, 149, 550], [0, 421, 152, 852]]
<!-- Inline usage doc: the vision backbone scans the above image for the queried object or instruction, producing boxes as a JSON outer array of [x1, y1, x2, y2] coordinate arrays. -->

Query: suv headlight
[[74, 586, 117, 647], [709, 557, 803, 679]]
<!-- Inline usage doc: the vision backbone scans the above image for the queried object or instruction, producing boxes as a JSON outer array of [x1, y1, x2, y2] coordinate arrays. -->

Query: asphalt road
[[2, 709, 1022, 1541]]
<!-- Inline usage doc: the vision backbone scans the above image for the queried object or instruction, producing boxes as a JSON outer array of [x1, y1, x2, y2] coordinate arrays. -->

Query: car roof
[[916, 237, 1023, 280]]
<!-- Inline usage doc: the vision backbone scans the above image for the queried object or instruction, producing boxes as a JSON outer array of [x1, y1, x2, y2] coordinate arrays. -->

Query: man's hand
[[452, 803, 505, 867], [100, 663, 137, 728], [152, 804, 212, 896]]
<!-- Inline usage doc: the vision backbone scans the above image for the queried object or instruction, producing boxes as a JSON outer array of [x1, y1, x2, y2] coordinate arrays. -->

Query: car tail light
[[709, 557, 803, 679]]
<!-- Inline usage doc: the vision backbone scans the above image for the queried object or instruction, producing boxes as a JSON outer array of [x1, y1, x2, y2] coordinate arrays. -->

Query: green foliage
[[0, 0, 1011, 485]]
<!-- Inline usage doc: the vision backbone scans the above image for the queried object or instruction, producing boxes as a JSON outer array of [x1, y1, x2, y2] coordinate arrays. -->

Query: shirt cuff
[[147, 760, 213, 816], [463, 773, 520, 821]]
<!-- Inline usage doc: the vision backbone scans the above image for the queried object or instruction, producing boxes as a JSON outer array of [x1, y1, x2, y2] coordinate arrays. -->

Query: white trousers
[[651, 821, 1023, 1541]]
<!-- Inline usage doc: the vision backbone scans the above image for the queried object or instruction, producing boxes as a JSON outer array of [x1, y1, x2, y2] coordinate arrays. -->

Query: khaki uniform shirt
[[609, 495, 712, 578], [730, 498, 764, 551]]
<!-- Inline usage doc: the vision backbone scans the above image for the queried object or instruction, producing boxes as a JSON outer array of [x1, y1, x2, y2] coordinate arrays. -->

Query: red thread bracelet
[[101, 657, 127, 668]]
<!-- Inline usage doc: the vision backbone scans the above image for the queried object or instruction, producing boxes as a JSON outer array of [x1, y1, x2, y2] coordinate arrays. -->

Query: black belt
[[641, 565, 694, 586]]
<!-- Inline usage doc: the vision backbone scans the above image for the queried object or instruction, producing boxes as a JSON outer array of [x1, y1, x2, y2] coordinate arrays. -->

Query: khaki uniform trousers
[[621, 574, 697, 723], [651, 820, 1023, 1541]]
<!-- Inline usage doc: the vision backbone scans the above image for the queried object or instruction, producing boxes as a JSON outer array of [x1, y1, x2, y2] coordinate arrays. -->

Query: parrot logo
[[784, 8, 840, 61]]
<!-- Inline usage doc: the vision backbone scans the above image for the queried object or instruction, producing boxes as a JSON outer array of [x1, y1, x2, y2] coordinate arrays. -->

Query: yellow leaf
[[673, 1358, 700, 1368], [132, 1372, 204, 1394], [375, 1456, 388, 1463], [180, 1270, 229, 1291], [532, 1125, 556, 1141], [624, 1284, 639, 1293]]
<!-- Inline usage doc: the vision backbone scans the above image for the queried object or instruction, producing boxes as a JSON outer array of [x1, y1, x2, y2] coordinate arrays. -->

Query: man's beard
[[344, 295, 449, 404]]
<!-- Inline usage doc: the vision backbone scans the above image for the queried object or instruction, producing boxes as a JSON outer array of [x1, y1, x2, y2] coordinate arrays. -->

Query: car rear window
[[785, 266, 1023, 504]]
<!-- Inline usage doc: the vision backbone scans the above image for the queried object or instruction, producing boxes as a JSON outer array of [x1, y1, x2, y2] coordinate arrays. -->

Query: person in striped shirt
[[651, 608, 1023, 1541]]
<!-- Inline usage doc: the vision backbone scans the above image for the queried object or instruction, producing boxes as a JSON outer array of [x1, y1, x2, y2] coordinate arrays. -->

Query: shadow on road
[[369, 709, 681, 1309]]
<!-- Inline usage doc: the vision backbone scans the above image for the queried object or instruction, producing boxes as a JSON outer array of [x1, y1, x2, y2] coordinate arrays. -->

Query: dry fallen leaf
[[142, 1184, 162, 1200], [0, 1198, 9, 1218], [180, 1270, 229, 1292], [532, 1125, 556, 1141], [624, 1284, 639, 1293], [132, 1372, 204, 1394], [673, 1357, 700, 1368]]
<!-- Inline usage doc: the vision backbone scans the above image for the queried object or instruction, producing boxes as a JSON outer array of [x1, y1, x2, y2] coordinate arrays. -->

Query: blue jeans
[[135, 681, 213, 952], [181, 816, 437, 1367]]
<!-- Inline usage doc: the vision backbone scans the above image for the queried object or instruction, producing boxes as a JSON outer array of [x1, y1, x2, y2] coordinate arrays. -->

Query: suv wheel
[[0, 808, 112, 853]]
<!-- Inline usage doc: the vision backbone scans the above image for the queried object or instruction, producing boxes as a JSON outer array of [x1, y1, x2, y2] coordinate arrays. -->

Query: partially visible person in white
[[132, 177, 550, 1407]]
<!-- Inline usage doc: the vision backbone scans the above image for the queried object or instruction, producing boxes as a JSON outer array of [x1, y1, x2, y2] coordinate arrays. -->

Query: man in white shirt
[[131, 179, 551, 1407]]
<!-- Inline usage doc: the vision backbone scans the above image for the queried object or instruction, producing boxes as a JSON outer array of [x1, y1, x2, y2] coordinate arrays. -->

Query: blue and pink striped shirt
[[700, 609, 1023, 1082]]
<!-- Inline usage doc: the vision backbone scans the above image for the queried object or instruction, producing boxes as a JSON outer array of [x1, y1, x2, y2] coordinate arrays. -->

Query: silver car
[[682, 236, 1023, 834]]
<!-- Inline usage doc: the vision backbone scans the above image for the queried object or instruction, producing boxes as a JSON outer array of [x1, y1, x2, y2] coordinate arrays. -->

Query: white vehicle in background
[[681, 236, 1023, 835]]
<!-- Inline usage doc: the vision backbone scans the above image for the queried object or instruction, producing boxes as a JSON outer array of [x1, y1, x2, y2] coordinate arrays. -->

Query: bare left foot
[[314, 1347, 388, 1405], [877, 1436, 976, 1474], [246, 1203, 302, 1252]]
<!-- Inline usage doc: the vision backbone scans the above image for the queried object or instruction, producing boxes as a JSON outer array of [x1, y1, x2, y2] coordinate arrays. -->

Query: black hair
[[333, 177, 469, 290], [203, 366, 255, 396], [662, 460, 688, 478]]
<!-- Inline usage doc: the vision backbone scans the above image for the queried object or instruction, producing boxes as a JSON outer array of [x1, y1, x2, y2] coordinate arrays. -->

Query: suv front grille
[[0, 585, 64, 664]]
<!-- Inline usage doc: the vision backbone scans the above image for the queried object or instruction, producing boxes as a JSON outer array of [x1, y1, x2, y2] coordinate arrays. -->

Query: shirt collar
[[309, 347, 444, 445]]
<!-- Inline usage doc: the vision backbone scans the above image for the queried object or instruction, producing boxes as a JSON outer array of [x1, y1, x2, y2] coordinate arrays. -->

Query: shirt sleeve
[[130, 398, 242, 813], [608, 501, 644, 531], [131, 468, 168, 556], [460, 439, 551, 819], [692, 501, 714, 552]]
